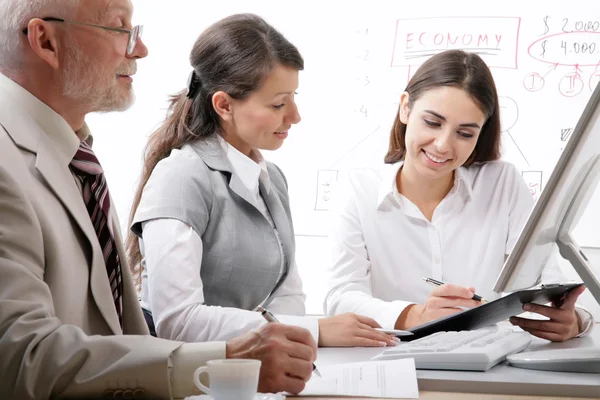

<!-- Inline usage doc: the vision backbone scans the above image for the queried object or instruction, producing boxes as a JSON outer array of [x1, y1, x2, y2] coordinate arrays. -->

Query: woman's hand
[[509, 285, 586, 342], [318, 313, 399, 347], [397, 284, 482, 329]]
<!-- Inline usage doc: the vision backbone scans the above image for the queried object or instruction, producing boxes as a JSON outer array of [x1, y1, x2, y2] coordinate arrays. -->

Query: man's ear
[[212, 91, 234, 122], [398, 91, 410, 124], [25, 19, 61, 69]]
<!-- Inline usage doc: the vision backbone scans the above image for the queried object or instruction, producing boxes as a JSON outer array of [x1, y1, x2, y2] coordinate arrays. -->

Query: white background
[[86, 0, 600, 316]]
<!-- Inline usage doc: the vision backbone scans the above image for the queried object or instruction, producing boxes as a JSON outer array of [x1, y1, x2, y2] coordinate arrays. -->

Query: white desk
[[296, 323, 600, 399]]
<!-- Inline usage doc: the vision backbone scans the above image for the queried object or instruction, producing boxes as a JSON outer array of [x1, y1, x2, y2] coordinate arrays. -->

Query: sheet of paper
[[293, 358, 418, 398]]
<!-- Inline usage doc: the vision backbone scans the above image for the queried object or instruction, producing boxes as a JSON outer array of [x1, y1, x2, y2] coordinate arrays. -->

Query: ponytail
[[125, 90, 194, 283]]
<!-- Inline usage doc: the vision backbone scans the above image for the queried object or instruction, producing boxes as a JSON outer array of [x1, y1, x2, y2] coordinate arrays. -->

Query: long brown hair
[[126, 13, 304, 281], [385, 50, 501, 165]]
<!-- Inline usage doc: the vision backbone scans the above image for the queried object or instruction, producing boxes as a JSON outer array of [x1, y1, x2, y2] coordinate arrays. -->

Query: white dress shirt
[[140, 136, 319, 343], [325, 160, 593, 335]]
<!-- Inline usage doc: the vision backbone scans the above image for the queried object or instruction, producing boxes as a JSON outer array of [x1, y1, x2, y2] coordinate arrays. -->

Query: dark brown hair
[[384, 50, 501, 165], [126, 13, 304, 280]]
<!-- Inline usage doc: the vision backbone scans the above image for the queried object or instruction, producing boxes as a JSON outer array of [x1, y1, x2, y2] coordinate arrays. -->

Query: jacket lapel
[[229, 173, 260, 209], [191, 138, 259, 209], [36, 135, 122, 334], [1, 104, 122, 335]]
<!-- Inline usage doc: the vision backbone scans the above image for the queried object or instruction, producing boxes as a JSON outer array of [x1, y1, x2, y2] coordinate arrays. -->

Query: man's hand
[[510, 285, 586, 342], [226, 323, 317, 394]]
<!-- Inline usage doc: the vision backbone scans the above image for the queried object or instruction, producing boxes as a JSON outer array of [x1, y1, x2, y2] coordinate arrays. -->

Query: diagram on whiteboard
[[313, 124, 382, 211], [525, 17, 600, 96], [499, 96, 531, 167], [391, 16, 521, 79], [291, 10, 599, 238]]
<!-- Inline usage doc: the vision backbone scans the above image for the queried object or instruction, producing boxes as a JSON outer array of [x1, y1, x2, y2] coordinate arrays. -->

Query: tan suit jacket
[[0, 75, 224, 399]]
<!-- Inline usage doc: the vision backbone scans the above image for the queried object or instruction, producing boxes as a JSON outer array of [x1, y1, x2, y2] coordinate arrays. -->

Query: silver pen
[[256, 306, 321, 377]]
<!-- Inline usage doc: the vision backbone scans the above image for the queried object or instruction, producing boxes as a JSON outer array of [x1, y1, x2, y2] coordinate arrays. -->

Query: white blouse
[[324, 160, 593, 334], [139, 137, 318, 343]]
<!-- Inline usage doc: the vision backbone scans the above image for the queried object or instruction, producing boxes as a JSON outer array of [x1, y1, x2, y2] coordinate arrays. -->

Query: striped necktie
[[70, 141, 123, 328]]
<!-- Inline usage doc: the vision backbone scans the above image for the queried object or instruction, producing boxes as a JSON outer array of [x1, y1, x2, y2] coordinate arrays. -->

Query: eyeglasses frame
[[22, 17, 143, 56]]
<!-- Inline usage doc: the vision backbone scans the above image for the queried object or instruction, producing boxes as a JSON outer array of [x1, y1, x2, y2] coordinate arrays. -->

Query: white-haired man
[[0, 1, 317, 399]]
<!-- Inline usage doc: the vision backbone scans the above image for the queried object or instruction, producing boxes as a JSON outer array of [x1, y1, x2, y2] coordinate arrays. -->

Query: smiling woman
[[324, 49, 594, 343]]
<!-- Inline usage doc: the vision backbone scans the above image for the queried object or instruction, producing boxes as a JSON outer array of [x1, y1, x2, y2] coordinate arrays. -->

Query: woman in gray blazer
[[126, 14, 398, 348]]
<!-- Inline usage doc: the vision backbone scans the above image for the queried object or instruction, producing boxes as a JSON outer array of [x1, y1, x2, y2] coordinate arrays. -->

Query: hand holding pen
[[398, 278, 488, 329], [422, 277, 488, 303], [226, 311, 319, 394], [257, 306, 322, 378]]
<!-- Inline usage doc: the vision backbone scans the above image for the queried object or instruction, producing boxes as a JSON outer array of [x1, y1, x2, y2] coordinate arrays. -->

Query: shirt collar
[[376, 161, 473, 210], [453, 164, 474, 200], [377, 161, 404, 209], [0, 72, 91, 164], [217, 135, 271, 194]]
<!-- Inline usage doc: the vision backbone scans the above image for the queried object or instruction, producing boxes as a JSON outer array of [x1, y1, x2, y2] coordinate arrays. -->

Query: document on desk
[[293, 359, 418, 398]]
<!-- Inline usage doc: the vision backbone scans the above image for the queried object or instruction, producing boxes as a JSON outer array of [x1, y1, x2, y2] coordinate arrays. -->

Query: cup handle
[[193, 366, 210, 395]]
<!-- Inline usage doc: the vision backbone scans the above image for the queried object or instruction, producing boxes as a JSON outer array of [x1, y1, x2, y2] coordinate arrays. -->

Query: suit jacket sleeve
[[0, 162, 224, 399]]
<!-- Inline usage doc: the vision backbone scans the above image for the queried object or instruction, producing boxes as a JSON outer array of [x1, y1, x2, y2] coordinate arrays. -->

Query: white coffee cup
[[193, 359, 261, 400]]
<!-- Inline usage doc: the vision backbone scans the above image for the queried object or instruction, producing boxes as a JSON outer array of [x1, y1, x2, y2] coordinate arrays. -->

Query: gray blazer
[[132, 137, 295, 311]]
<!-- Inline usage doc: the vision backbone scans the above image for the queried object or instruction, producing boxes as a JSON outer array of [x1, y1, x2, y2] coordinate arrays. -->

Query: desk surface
[[295, 394, 596, 400], [295, 323, 600, 400]]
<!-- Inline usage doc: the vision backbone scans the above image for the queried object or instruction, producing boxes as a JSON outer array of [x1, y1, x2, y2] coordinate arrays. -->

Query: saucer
[[185, 393, 286, 400]]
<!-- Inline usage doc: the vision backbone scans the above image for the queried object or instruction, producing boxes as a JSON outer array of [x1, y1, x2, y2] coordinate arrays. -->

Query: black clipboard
[[405, 283, 583, 341]]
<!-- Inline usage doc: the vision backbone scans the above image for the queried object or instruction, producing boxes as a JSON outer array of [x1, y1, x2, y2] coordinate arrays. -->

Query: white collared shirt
[[324, 160, 593, 335], [139, 136, 319, 343]]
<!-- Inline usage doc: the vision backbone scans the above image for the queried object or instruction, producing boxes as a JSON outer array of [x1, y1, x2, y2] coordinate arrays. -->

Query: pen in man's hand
[[256, 306, 322, 378], [422, 277, 488, 303]]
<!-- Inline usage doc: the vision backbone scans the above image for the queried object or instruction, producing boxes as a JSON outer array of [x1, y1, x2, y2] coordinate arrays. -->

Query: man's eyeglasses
[[22, 17, 143, 56]]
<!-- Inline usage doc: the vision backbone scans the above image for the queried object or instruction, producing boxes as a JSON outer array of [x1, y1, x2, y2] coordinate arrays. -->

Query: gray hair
[[0, 0, 79, 70]]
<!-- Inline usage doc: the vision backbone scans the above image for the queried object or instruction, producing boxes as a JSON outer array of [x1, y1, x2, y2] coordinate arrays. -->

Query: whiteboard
[[87, 0, 600, 250]]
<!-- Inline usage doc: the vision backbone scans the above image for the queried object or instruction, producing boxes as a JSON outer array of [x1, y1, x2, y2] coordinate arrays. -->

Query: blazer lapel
[[229, 174, 259, 208], [35, 135, 122, 335], [191, 138, 259, 209], [0, 90, 121, 334]]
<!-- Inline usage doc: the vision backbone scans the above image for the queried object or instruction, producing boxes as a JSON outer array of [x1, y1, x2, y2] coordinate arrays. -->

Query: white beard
[[61, 37, 135, 113]]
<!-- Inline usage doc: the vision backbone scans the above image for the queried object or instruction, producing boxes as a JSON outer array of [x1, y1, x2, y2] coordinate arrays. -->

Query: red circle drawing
[[528, 31, 600, 67], [523, 73, 545, 92], [559, 72, 584, 97]]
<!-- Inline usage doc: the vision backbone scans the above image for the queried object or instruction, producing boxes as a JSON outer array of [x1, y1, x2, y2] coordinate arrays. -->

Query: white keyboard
[[372, 327, 532, 371]]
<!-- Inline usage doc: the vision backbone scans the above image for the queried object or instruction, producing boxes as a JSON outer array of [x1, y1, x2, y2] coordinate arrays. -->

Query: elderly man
[[0, 0, 317, 399]]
